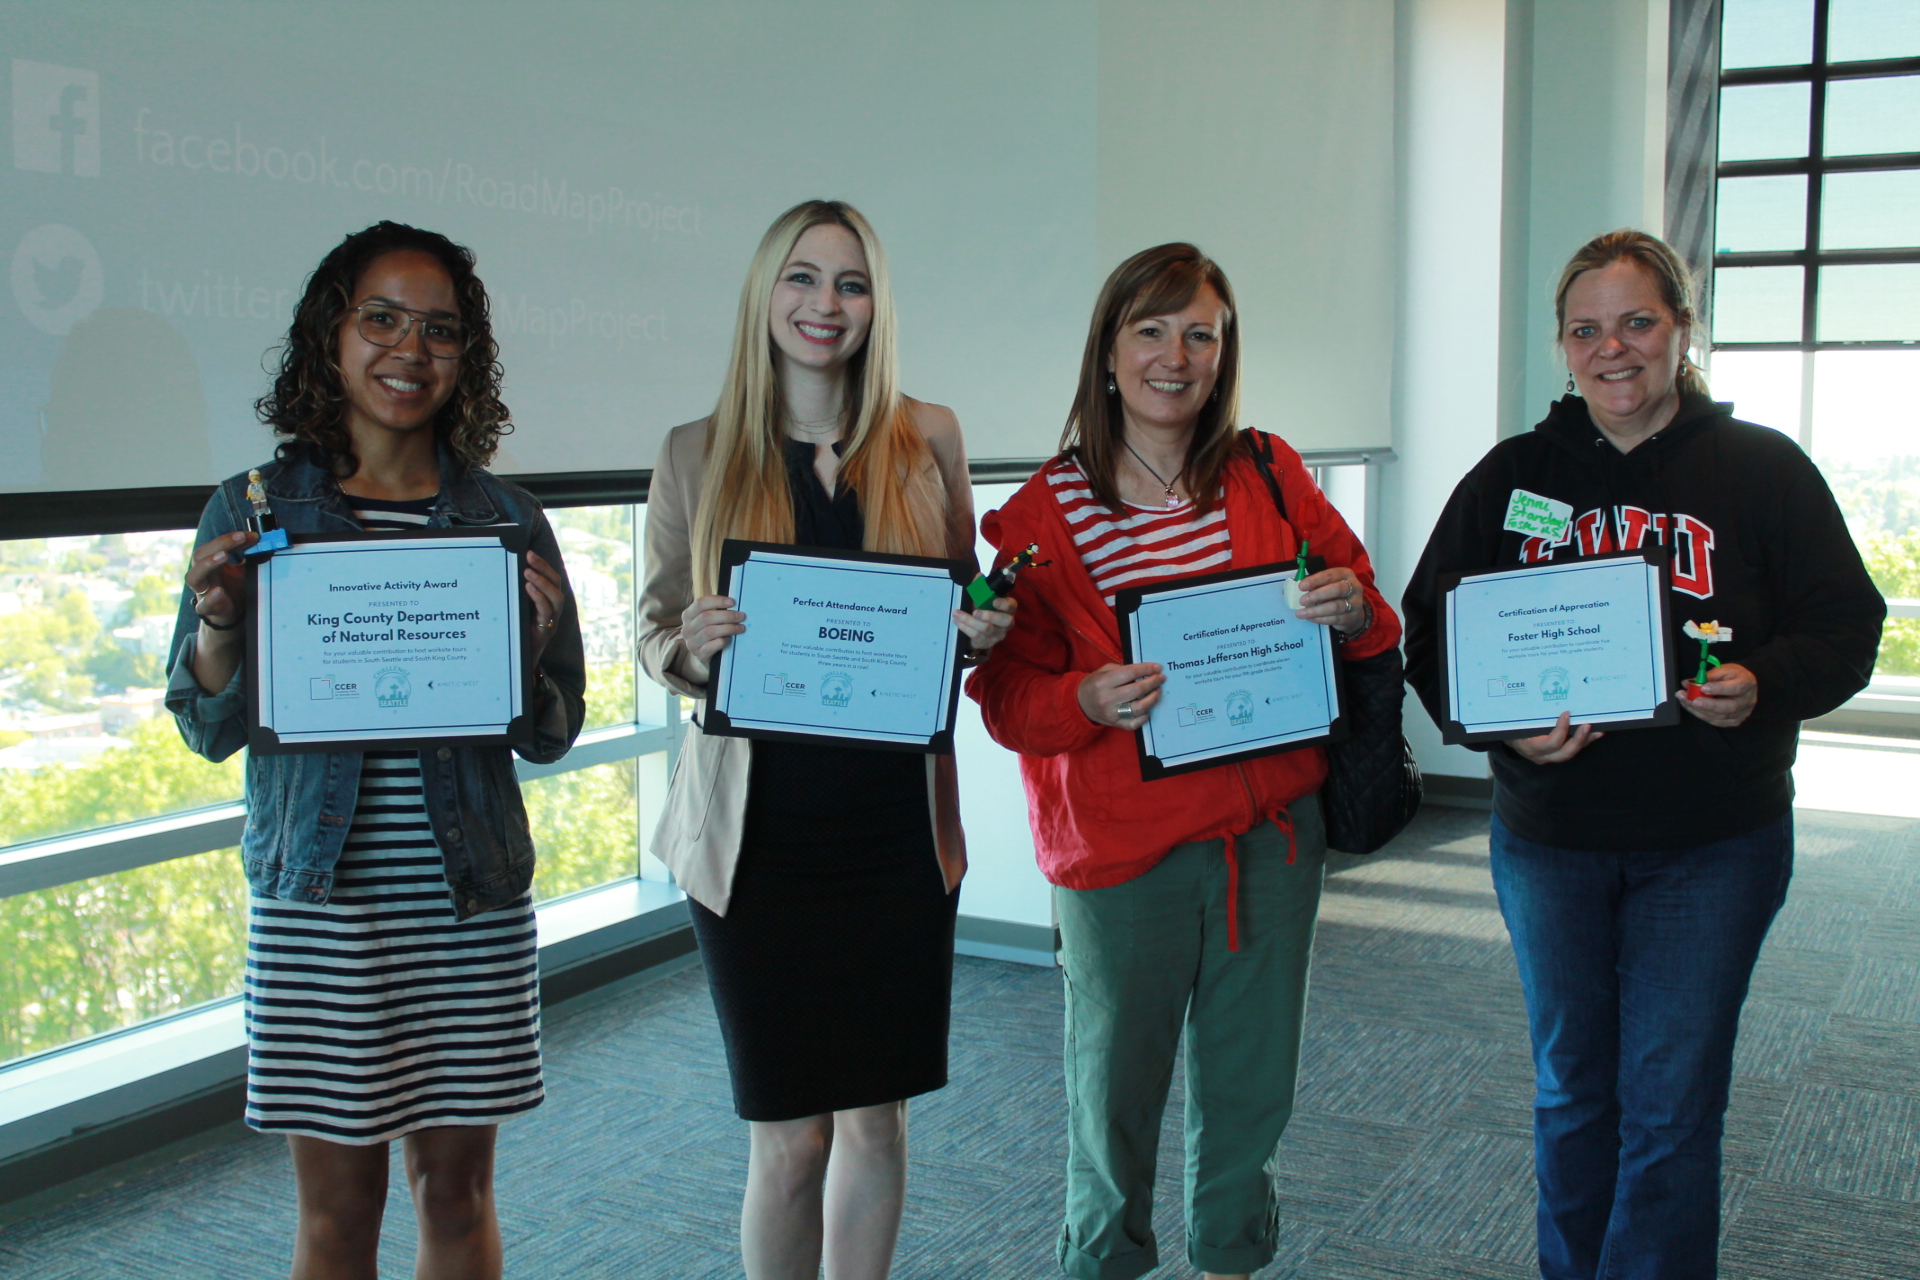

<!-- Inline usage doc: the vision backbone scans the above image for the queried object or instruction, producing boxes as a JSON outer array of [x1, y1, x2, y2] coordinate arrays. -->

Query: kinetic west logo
[[12, 60, 99, 177], [12, 223, 103, 335]]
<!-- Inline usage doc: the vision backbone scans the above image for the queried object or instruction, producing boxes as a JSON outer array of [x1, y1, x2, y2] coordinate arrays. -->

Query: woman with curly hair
[[165, 221, 585, 1280]]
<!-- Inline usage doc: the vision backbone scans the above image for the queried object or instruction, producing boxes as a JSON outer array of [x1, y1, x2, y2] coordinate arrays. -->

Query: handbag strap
[[1244, 428, 1289, 525]]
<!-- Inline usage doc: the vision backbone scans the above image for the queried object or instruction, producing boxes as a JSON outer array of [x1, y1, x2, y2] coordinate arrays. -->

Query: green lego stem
[[1295, 538, 1310, 580], [1694, 639, 1723, 686]]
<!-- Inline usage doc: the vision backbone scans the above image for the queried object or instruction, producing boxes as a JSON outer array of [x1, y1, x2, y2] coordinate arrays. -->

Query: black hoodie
[[1403, 392, 1885, 852]]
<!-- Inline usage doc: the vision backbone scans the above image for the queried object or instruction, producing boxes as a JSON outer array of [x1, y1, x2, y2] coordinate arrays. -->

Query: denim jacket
[[164, 446, 586, 919]]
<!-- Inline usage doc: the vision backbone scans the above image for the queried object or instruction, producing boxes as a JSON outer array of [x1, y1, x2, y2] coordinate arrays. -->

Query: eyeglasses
[[349, 302, 472, 359]]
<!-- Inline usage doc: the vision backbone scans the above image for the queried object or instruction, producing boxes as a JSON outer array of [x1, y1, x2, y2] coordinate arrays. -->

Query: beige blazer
[[638, 403, 977, 914]]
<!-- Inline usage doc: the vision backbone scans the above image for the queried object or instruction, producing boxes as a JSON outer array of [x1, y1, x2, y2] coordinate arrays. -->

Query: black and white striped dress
[[243, 495, 543, 1143]]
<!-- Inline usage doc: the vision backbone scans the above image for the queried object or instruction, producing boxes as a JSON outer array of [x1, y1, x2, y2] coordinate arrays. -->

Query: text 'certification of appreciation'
[[249, 531, 525, 752], [1118, 564, 1343, 781], [707, 541, 968, 753], [1439, 548, 1678, 745]]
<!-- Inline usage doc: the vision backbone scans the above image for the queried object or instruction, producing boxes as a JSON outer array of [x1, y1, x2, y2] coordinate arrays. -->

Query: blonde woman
[[638, 199, 1012, 1280]]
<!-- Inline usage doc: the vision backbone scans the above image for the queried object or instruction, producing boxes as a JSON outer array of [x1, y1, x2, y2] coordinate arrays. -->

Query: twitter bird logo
[[12, 224, 103, 335], [32, 255, 83, 313]]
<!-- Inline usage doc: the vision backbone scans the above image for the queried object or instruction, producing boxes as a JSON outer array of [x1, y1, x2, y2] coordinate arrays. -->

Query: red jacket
[[967, 433, 1401, 892]]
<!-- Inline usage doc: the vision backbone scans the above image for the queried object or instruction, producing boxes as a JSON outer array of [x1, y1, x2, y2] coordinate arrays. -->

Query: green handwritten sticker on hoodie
[[1503, 489, 1573, 541]]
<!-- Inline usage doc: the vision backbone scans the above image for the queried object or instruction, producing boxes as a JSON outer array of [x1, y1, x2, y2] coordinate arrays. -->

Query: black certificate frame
[[1435, 546, 1682, 746], [245, 527, 533, 755], [1115, 558, 1346, 782], [704, 539, 972, 755]]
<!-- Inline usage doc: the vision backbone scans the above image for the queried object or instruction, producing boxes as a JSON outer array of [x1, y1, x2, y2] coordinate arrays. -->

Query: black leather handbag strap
[[1245, 429, 1288, 524]]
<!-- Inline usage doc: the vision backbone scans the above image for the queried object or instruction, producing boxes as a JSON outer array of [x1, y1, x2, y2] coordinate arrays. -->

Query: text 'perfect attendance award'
[[1118, 562, 1344, 781], [1438, 548, 1678, 744], [247, 530, 528, 753], [706, 540, 970, 753]]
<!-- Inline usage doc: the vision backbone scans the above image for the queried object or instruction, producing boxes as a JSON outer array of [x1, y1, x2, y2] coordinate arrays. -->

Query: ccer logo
[[12, 60, 98, 177], [12, 223, 103, 335]]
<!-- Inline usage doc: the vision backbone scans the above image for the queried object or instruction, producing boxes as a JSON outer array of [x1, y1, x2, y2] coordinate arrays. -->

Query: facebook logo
[[13, 59, 99, 177]]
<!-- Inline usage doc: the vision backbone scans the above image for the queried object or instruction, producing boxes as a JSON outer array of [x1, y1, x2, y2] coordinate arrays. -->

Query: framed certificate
[[706, 540, 970, 753], [246, 528, 532, 754], [1117, 561, 1344, 781], [1437, 548, 1680, 745]]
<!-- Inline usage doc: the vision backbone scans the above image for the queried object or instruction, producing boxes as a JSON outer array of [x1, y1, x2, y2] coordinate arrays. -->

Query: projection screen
[[2, 2, 1098, 492]]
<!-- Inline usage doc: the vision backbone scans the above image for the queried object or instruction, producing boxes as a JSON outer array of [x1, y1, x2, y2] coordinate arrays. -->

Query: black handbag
[[1245, 430, 1422, 854]]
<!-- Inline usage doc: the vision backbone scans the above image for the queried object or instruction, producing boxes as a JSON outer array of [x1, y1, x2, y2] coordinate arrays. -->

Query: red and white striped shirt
[[1047, 457, 1231, 606]]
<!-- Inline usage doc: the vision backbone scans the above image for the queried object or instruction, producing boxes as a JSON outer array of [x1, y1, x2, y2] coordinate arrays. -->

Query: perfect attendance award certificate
[[247, 530, 528, 753], [706, 540, 970, 753], [1439, 548, 1679, 745], [1117, 563, 1343, 781]]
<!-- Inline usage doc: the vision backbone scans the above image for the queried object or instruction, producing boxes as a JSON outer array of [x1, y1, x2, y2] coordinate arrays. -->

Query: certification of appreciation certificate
[[248, 531, 526, 752], [1118, 563, 1343, 780], [706, 541, 968, 752], [1439, 548, 1678, 744]]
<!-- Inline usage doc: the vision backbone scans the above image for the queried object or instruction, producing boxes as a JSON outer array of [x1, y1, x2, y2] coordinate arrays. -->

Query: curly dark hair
[[256, 221, 511, 476]]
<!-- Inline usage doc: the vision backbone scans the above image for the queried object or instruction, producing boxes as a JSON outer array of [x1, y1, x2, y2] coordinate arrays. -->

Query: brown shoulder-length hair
[[1553, 228, 1710, 398], [1060, 243, 1243, 515], [256, 221, 511, 476]]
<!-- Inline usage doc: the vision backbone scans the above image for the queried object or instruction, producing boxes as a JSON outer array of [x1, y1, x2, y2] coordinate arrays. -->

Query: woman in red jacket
[[968, 243, 1399, 1280]]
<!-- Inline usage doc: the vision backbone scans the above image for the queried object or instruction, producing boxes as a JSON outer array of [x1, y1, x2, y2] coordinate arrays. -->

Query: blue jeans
[[1489, 813, 1792, 1280]]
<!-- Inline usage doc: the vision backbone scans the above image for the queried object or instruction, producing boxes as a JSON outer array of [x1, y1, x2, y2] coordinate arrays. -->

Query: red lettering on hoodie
[[1518, 505, 1714, 600], [1616, 505, 1660, 550], [1572, 509, 1616, 556], [1670, 513, 1716, 599]]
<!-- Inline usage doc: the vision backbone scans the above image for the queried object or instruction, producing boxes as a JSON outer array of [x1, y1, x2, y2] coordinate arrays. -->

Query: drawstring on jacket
[[1222, 807, 1297, 953]]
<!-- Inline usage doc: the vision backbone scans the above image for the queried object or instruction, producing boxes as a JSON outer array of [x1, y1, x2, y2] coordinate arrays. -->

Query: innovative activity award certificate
[[1439, 548, 1679, 744], [1117, 563, 1344, 780], [706, 540, 970, 753], [247, 530, 528, 753]]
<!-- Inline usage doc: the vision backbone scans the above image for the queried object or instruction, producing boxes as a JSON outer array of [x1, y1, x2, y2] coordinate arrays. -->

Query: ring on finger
[[1116, 701, 1133, 720]]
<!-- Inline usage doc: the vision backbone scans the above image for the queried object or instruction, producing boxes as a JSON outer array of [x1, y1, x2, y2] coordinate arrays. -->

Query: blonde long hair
[[691, 200, 947, 596]]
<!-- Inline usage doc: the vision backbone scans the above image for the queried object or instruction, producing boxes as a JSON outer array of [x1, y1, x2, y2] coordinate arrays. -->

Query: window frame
[[1713, 1, 1920, 354]]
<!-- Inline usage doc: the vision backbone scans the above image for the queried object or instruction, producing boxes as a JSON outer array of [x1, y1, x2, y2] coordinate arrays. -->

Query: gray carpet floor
[[3, 802, 1918, 1278]]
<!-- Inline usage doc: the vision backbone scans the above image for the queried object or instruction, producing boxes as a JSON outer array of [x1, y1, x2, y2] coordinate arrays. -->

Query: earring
[[1106, 376, 1117, 395], [1211, 388, 1219, 402], [1566, 373, 1576, 395]]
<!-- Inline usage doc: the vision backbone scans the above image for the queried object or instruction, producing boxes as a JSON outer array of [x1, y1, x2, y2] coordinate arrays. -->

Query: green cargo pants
[[1054, 796, 1327, 1280]]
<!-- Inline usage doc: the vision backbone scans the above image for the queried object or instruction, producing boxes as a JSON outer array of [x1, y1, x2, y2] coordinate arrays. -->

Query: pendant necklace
[[1123, 439, 1182, 509]]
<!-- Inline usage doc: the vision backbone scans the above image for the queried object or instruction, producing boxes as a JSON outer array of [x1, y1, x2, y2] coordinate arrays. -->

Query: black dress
[[689, 438, 959, 1121]]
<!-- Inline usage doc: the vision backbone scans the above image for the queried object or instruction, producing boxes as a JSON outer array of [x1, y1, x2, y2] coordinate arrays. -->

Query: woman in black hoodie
[[1403, 230, 1883, 1279]]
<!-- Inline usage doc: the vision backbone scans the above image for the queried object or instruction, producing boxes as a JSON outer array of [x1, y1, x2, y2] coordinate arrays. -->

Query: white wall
[[1514, 0, 1669, 433], [953, 484, 1052, 932], [1096, 0, 1399, 454], [1377, 0, 1515, 783]]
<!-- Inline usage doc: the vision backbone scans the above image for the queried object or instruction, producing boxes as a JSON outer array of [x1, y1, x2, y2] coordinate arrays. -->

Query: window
[[1710, 0, 1920, 678], [0, 501, 668, 1069]]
